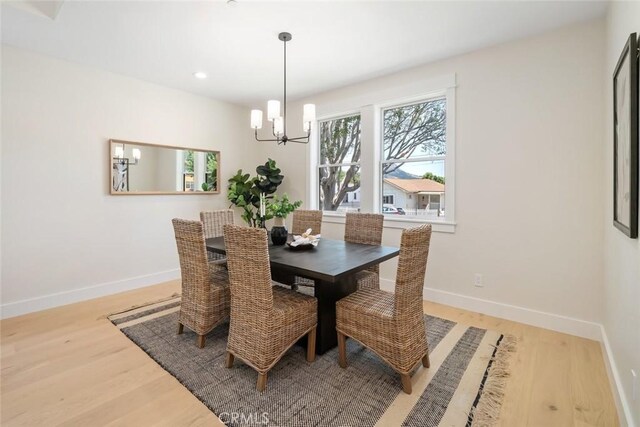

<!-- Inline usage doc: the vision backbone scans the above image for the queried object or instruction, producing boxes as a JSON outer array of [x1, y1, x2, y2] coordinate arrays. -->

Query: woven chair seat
[[208, 258, 228, 273], [293, 276, 315, 287], [272, 286, 317, 334], [207, 251, 227, 263], [208, 267, 230, 286], [354, 270, 380, 291], [295, 285, 315, 297], [337, 288, 395, 320]]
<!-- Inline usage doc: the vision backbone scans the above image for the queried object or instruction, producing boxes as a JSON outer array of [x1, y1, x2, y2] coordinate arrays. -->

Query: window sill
[[321, 212, 456, 233]]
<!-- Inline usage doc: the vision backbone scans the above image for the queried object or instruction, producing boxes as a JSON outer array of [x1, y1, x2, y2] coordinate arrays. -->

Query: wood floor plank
[[569, 335, 618, 426], [0, 281, 619, 426], [525, 329, 574, 426]]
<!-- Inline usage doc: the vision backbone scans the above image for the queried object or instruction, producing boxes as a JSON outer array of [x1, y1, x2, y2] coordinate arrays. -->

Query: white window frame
[[378, 93, 454, 229], [307, 73, 456, 233]]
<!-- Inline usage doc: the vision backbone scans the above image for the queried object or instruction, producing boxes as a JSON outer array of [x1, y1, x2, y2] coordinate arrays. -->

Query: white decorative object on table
[[289, 229, 321, 248]]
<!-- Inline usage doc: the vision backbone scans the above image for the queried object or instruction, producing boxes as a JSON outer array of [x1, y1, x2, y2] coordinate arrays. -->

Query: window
[[318, 114, 361, 212], [381, 98, 447, 220], [309, 74, 456, 231]]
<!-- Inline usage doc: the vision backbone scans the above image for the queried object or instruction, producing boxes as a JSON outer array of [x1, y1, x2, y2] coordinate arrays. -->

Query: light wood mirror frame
[[109, 139, 221, 195]]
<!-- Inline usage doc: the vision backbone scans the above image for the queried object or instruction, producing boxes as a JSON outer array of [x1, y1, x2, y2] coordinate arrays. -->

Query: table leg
[[314, 275, 357, 355], [271, 270, 296, 288]]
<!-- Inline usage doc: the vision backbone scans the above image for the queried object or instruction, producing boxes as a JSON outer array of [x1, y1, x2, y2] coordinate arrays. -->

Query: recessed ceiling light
[[193, 72, 207, 79]]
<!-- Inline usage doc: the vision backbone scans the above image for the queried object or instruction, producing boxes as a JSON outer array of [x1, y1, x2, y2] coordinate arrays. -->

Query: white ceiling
[[1, 1, 607, 107]]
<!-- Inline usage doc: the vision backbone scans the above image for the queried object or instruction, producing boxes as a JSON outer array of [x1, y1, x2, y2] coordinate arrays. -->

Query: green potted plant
[[227, 159, 284, 227], [267, 194, 302, 245]]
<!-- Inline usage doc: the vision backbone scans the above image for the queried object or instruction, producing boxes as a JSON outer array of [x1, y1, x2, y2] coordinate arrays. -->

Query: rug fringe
[[101, 293, 181, 319], [469, 334, 517, 427]]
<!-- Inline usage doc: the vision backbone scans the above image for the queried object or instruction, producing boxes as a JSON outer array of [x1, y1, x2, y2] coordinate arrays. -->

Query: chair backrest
[[394, 225, 432, 316], [172, 218, 212, 305], [291, 209, 323, 235], [200, 210, 234, 239], [344, 213, 383, 246], [223, 224, 274, 323]]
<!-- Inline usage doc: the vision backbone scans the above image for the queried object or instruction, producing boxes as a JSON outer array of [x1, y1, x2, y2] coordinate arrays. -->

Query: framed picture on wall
[[613, 32, 638, 238]]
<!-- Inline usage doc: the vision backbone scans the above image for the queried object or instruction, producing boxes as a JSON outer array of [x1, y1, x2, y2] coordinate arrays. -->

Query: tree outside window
[[317, 98, 447, 217], [318, 115, 361, 211]]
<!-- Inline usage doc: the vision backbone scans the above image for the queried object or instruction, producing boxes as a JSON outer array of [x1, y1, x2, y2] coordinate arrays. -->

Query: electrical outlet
[[474, 273, 483, 287], [632, 369, 638, 401]]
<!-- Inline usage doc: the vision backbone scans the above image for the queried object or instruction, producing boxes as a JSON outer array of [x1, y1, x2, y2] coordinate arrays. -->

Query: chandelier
[[251, 32, 316, 145]]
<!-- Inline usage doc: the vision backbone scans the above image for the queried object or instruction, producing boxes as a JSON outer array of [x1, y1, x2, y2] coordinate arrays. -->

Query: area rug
[[109, 296, 515, 427]]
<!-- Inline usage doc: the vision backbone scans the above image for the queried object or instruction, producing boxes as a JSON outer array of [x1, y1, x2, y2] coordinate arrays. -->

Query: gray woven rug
[[109, 296, 515, 427]]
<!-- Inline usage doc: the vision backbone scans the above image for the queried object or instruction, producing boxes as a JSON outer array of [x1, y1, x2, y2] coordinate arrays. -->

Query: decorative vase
[[270, 217, 288, 246]]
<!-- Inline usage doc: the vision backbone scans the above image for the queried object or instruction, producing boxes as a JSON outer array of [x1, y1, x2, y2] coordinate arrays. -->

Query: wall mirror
[[109, 139, 220, 195]]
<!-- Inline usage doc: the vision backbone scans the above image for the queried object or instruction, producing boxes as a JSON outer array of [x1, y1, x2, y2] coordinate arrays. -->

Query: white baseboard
[[0, 269, 180, 320], [379, 279, 601, 340], [600, 326, 636, 427]]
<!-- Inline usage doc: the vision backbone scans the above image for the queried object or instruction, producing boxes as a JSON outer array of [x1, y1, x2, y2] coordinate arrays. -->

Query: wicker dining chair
[[223, 224, 318, 392], [336, 224, 432, 394], [345, 212, 384, 290], [291, 209, 323, 236], [200, 210, 234, 266], [172, 219, 230, 348], [291, 210, 323, 290]]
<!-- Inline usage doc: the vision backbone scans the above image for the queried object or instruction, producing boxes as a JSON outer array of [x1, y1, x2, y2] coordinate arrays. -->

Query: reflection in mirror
[[110, 140, 220, 195]]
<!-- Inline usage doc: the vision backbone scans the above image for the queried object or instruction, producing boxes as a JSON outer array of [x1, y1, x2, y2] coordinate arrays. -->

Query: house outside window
[[381, 97, 447, 219], [318, 114, 361, 212]]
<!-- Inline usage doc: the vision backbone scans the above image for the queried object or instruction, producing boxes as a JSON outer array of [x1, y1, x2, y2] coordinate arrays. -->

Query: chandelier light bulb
[[303, 104, 316, 132], [267, 100, 281, 121], [251, 110, 263, 129]]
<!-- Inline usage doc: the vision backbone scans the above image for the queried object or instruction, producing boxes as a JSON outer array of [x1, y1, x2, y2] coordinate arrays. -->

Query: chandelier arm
[[254, 129, 282, 143], [287, 130, 312, 142], [255, 136, 283, 143], [286, 135, 311, 143]]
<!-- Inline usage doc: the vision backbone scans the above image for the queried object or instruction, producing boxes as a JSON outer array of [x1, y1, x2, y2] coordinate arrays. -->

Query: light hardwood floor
[[1, 280, 618, 426]]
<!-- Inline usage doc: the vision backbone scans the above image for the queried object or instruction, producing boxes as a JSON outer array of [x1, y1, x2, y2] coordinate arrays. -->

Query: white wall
[[0, 45, 253, 317], [603, 2, 640, 424], [258, 20, 606, 333]]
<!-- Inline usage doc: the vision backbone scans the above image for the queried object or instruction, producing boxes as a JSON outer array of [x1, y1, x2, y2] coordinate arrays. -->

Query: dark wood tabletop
[[205, 236, 399, 283]]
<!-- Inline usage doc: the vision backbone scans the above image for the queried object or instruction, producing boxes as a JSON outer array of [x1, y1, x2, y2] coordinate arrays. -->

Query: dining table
[[206, 235, 399, 354]]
